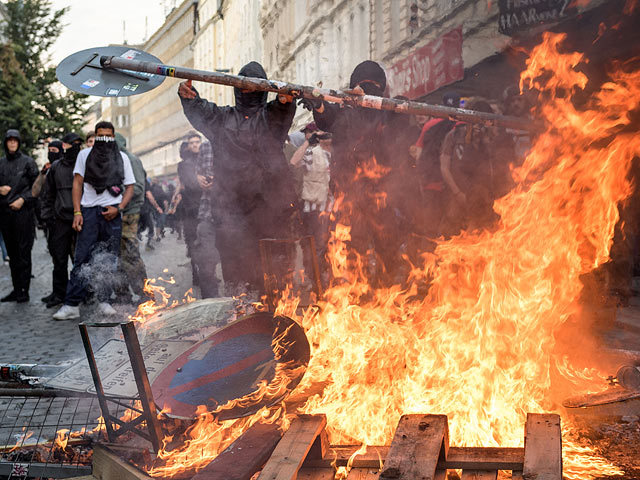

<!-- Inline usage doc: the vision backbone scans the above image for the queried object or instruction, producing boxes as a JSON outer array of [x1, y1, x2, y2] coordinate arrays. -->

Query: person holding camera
[[290, 124, 333, 275], [53, 121, 135, 320]]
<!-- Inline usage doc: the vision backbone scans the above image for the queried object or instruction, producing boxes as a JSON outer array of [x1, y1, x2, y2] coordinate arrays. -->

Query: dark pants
[[0, 207, 35, 294], [117, 213, 148, 298], [215, 201, 293, 293], [183, 211, 198, 282], [193, 218, 220, 298], [138, 207, 154, 240], [48, 219, 76, 299], [64, 206, 122, 306]]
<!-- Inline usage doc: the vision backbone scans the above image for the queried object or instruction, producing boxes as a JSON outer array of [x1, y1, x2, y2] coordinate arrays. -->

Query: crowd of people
[[2, 58, 636, 319]]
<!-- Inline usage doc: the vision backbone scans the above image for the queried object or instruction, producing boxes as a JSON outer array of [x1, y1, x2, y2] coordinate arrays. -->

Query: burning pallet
[[81, 411, 561, 480]]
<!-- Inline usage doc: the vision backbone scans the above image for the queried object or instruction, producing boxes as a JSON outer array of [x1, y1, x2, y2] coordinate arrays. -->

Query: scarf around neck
[[84, 136, 124, 195]]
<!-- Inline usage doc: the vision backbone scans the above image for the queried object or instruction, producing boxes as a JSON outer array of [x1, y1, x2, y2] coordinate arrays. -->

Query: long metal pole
[[101, 56, 535, 132]]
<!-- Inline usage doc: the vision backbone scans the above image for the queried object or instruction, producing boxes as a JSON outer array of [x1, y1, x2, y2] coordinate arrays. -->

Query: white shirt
[[73, 146, 135, 207]]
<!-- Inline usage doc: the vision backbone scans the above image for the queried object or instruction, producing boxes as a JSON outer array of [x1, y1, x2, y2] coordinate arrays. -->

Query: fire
[[54, 429, 70, 451], [143, 31, 639, 479], [289, 30, 639, 478], [129, 274, 196, 325]]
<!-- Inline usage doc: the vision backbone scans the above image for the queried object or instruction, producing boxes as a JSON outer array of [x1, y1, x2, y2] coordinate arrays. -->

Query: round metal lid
[[56, 46, 165, 97]]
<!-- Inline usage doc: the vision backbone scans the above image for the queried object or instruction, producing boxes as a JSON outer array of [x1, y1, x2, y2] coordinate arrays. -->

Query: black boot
[[41, 292, 55, 303], [46, 296, 64, 308], [16, 291, 29, 303], [1, 291, 18, 302]]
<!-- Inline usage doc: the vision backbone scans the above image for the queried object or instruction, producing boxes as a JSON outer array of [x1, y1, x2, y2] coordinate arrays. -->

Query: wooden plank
[[191, 421, 283, 480], [257, 414, 327, 480], [379, 414, 448, 480], [308, 428, 329, 460], [304, 446, 523, 471], [444, 448, 524, 470], [460, 471, 498, 480], [296, 468, 335, 480], [347, 468, 383, 479], [93, 445, 151, 480], [523, 414, 562, 480], [434, 471, 447, 480]]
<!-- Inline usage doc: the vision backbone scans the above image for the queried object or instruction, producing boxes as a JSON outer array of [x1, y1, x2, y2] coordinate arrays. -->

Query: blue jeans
[[64, 206, 122, 306]]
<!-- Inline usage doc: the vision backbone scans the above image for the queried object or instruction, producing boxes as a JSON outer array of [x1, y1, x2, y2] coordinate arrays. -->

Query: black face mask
[[63, 143, 82, 164], [48, 151, 62, 162], [84, 136, 124, 195]]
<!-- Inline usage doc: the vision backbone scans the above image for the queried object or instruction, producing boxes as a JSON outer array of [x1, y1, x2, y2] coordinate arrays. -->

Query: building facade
[[129, 0, 198, 177], [192, 0, 263, 107], [260, 0, 371, 128]]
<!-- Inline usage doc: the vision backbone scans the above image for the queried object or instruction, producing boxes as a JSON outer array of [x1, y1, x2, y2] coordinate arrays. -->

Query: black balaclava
[[3, 129, 22, 160], [349, 61, 387, 96], [84, 135, 124, 195], [48, 140, 63, 163], [235, 61, 269, 116], [62, 133, 83, 166]]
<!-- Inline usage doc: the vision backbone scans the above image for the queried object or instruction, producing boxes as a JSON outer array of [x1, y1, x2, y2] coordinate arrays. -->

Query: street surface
[[0, 229, 195, 366]]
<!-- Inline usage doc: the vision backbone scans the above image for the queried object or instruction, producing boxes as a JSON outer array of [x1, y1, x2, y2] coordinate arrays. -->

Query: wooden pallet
[[192, 412, 562, 480]]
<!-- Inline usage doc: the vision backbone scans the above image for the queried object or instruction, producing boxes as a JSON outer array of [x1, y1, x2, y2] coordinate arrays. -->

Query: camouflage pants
[[117, 213, 148, 298]]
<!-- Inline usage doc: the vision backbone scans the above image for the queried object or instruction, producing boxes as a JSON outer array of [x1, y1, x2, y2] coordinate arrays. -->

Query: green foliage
[[0, 0, 88, 155]]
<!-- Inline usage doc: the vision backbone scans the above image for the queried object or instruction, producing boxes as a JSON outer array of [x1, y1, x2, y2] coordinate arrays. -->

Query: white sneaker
[[97, 302, 117, 316], [53, 305, 80, 320]]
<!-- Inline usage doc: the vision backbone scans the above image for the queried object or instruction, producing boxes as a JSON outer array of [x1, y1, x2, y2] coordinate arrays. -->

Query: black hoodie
[[179, 61, 296, 215], [0, 130, 38, 211], [42, 140, 80, 222]]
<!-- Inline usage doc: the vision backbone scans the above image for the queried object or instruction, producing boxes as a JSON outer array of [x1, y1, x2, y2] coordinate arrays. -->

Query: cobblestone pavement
[[0, 228, 195, 366]]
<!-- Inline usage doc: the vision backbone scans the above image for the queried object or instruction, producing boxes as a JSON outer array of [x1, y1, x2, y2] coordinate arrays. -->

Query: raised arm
[[178, 80, 222, 137]]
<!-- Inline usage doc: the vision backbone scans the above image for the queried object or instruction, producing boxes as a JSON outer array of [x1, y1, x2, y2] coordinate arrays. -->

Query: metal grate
[[0, 391, 137, 479]]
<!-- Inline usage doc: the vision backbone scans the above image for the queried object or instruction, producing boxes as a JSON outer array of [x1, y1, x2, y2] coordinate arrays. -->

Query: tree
[[0, 0, 87, 155]]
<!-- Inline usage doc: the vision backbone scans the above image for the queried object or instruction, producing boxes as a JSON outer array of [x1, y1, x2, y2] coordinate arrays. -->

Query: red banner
[[388, 26, 464, 100]]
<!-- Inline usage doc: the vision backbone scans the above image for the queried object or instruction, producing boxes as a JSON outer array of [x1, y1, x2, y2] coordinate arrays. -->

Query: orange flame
[[145, 31, 638, 479], [129, 276, 196, 325], [289, 31, 638, 478], [54, 429, 70, 451]]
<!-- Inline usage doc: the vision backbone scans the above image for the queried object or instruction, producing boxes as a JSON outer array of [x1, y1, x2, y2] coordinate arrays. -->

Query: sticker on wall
[[81, 79, 100, 89], [123, 83, 139, 92], [106, 88, 120, 96]]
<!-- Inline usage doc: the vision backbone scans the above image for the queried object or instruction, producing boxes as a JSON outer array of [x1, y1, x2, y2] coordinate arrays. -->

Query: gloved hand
[[298, 97, 323, 111]]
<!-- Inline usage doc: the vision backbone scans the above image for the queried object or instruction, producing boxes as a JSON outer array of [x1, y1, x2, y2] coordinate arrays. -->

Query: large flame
[[145, 31, 640, 478], [294, 31, 639, 478]]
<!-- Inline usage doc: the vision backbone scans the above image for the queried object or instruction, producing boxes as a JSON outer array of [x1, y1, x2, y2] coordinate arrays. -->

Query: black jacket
[[177, 156, 201, 215], [42, 157, 75, 222], [0, 130, 38, 211], [179, 62, 296, 215]]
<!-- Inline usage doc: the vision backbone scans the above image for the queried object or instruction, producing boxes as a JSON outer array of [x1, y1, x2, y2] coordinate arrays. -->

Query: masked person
[[32, 140, 63, 200], [300, 60, 413, 285], [0, 129, 39, 302], [53, 122, 135, 320], [177, 61, 297, 296], [40, 133, 83, 308]]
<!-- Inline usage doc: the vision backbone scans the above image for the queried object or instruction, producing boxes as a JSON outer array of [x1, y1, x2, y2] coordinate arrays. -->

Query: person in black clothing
[[178, 61, 297, 295], [176, 135, 203, 286], [0, 129, 39, 302], [150, 179, 168, 241], [40, 133, 83, 308], [300, 61, 416, 285]]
